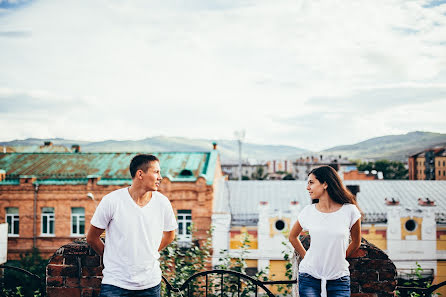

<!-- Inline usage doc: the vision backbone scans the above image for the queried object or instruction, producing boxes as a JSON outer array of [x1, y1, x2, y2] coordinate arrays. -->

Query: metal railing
[[162, 269, 296, 297], [396, 281, 446, 297], [0, 264, 46, 296]]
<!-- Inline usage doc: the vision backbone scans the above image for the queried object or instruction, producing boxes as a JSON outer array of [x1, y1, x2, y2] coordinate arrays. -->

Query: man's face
[[139, 161, 162, 191]]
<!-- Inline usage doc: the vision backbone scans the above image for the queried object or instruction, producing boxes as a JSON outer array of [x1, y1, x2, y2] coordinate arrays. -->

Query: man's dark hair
[[129, 154, 159, 178]]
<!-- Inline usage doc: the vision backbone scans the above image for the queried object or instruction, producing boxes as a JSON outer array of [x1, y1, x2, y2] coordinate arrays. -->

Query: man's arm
[[158, 230, 175, 252], [86, 225, 105, 256]]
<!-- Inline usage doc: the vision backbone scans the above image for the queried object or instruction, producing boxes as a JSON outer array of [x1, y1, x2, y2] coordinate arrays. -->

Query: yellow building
[[212, 180, 446, 296]]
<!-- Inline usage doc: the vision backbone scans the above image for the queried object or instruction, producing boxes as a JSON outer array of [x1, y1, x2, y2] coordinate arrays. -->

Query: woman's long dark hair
[[309, 165, 361, 211]]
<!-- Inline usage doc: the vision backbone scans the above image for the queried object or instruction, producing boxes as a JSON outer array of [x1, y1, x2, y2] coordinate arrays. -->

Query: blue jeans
[[299, 273, 350, 297], [99, 283, 161, 297]]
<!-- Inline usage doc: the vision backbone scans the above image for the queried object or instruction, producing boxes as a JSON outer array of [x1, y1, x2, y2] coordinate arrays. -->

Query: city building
[[409, 146, 446, 180], [292, 155, 356, 180], [221, 161, 268, 180], [212, 180, 446, 295], [0, 148, 222, 260]]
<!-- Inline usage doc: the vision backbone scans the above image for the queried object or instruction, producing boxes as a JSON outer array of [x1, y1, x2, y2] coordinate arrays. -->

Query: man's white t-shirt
[[298, 203, 361, 280], [91, 188, 178, 290]]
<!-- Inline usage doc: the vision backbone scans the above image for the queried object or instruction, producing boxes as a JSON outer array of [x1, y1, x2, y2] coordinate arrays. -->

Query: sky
[[0, 0, 446, 151]]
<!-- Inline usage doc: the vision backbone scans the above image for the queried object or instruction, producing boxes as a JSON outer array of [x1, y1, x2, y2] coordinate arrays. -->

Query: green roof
[[0, 151, 220, 185]]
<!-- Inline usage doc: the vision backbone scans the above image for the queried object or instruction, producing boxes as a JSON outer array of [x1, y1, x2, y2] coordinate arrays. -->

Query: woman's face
[[306, 173, 326, 200]]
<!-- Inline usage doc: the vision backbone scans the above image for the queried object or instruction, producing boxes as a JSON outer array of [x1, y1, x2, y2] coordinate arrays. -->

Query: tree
[[357, 160, 408, 179], [1, 248, 46, 297], [282, 174, 295, 180], [251, 166, 268, 180]]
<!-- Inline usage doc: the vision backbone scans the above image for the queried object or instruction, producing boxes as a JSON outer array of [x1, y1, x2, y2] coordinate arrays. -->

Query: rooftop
[[216, 180, 446, 225], [0, 151, 219, 185]]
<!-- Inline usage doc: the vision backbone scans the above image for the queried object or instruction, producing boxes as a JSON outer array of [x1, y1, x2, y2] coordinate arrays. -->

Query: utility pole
[[234, 130, 245, 181]]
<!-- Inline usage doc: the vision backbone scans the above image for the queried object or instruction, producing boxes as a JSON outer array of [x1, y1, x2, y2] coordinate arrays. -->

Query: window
[[41, 207, 55, 236], [405, 219, 417, 232], [439, 170, 442, 176], [275, 219, 286, 231], [71, 207, 85, 236], [177, 210, 192, 242], [6, 207, 19, 236]]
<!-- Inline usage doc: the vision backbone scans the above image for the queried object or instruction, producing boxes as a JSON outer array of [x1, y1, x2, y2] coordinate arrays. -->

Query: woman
[[289, 165, 362, 297]]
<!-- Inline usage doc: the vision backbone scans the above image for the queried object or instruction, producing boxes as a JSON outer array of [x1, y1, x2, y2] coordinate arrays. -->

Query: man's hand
[[158, 230, 175, 252]]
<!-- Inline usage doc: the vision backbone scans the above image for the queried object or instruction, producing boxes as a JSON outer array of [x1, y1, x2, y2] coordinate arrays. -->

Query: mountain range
[[1, 131, 445, 162]]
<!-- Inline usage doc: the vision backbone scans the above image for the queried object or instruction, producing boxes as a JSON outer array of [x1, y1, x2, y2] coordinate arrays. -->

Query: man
[[87, 154, 178, 297]]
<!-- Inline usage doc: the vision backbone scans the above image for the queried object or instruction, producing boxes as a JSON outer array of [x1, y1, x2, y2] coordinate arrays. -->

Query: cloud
[[0, 0, 445, 150]]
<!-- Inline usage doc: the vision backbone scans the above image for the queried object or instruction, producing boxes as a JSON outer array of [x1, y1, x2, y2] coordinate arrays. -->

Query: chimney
[[71, 144, 81, 153], [346, 185, 360, 196], [212, 142, 217, 150]]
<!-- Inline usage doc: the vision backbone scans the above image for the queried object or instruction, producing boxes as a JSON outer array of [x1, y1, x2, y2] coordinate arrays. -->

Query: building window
[[177, 210, 192, 242], [439, 170, 442, 177], [71, 207, 85, 236], [405, 219, 417, 232], [275, 219, 286, 231], [41, 207, 55, 236], [6, 207, 19, 236]]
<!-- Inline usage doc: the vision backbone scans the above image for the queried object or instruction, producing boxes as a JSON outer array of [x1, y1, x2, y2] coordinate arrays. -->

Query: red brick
[[66, 277, 80, 287], [82, 266, 103, 277], [82, 256, 100, 267], [349, 249, 367, 258], [49, 255, 64, 265], [352, 294, 378, 297], [81, 288, 93, 297], [351, 282, 360, 293], [46, 276, 64, 287], [65, 255, 80, 265], [81, 288, 101, 297], [47, 287, 81, 297], [80, 277, 102, 288], [47, 264, 79, 277], [379, 270, 397, 281], [362, 281, 397, 293], [355, 271, 378, 284]]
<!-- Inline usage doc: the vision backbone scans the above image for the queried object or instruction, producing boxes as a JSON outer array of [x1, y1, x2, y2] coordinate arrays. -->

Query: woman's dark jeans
[[99, 283, 161, 297], [299, 273, 351, 297]]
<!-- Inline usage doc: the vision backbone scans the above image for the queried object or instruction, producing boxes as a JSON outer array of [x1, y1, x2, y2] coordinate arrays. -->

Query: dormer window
[[179, 169, 193, 176]]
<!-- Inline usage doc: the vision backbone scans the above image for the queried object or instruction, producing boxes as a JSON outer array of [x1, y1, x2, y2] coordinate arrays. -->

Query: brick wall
[[46, 236, 397, 297], [1, 179, 215, 260]]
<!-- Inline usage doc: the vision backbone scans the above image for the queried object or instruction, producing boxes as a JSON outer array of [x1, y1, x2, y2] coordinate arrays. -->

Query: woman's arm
[[289, 220, 307, 259], [346, 219, 361, 258]]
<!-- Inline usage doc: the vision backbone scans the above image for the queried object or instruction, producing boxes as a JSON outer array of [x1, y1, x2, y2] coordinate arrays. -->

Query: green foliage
[[160, 228, 296, 296], [356, 159, 408, 179], [1, 248, 47, 297], [282, 174, 295, 180], [251, 166, 268, 180], [275, 241, 294, 295], [395, 262, 440, 297], [160, 227, 213, 296], [215, 231, 271, 297]]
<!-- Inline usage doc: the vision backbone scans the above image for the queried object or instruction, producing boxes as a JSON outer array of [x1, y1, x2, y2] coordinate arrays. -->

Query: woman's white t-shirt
[[298, 203, 361, 281]]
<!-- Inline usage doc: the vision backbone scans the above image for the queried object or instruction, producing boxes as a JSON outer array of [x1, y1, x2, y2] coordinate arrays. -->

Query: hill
[[0, 137, 308, 161], [322, 131, 446, 161]]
